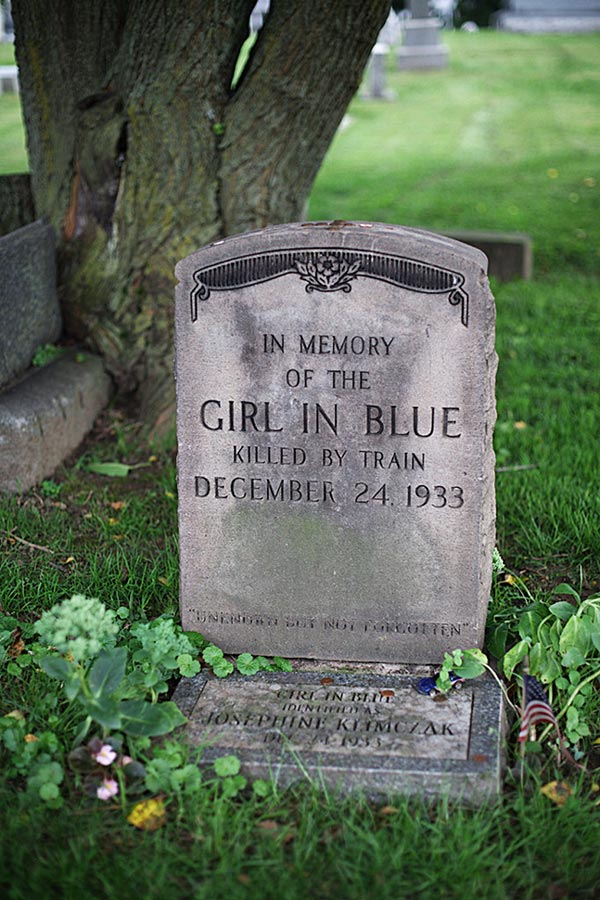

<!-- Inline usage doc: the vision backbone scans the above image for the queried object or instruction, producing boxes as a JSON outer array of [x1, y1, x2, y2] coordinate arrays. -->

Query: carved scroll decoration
[[190, 248, 469, 327]]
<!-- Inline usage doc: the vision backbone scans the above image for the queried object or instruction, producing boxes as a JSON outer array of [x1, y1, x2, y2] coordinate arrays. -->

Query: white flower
[[97, 777, 119, 801], [93, 744, 118, 766]]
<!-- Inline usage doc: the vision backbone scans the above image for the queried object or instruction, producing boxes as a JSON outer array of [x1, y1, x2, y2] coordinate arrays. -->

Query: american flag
[[518, 675, 558, 743]]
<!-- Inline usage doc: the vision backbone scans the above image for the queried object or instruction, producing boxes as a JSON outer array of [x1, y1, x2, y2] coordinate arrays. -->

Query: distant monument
[[397, 0, 449, 70]]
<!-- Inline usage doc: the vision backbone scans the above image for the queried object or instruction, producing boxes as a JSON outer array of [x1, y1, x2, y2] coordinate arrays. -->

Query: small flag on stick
[[518, 674, 558, 742]]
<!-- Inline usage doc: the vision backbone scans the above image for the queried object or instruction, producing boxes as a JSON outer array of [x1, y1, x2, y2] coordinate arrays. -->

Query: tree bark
[[13, 0, 389, 431]]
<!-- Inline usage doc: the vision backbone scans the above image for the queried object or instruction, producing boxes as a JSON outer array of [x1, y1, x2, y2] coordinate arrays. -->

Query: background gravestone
[[175, 222, 497, 665], [0, 220, 61, 388], [0, 219, 111, 493], [397, 0, 449, 70]]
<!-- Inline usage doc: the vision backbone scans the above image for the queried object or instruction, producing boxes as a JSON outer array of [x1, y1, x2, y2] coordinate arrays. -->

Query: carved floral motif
[[294, 253, 361, 293]]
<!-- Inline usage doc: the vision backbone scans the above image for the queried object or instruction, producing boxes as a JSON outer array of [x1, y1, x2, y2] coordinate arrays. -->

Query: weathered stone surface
[[173, 670, 506, 802], [175, 222, 497, 664], [0, 352, 111, 493], [0, 175, 35, 237], [0, 220, 61, 389], [440, 230, 532, 282], [397, 7, 449, 71]]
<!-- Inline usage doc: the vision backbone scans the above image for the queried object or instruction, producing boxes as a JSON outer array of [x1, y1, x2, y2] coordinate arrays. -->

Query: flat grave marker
[[172, 671, 505, 801]]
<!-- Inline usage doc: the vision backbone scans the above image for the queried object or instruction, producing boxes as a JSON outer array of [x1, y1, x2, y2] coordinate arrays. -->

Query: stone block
[[175, 222, 497, 665], [0, 352, 111, 493], [173, 669, 506, 802], [0, 220, 61, 389], [439, 230, 532, 282]]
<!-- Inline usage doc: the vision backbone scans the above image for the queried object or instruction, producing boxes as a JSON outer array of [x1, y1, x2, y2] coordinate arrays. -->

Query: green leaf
[[214, 754, 241, 777], [528, 641, 543, 674], [86, 461, 133, 477], [237, 653, 260, 676], [177, 653, 201, 677], [68, 746, 97, 774], [518, 609, 543, 642], [486, 622, 508, 660], [502, 639, 530, 679], [81, 696, 122, 730], [123, 760, 147, 781], [119, 700, 186, 737], [202, 644, 224, 666], [452, 648, 487, 679], [559, 614, 591, 657], [221, 774, 247, 798], [538, 651, 562, 684], [213, 658, 234, 678], [254, 656, 273, 671], [40, 656, 72, 681], [548, 619, 564, 653], [566, 706, 579, 726], [436, 667, 453, 694], [548, 601, 576, 621], [88, 647, 127, 697], [561, 647, 587, 669], [553, 583, 581, 603], [184, 631, 208, 649], [452, 649, 463, 667], [273, 657, 292, 672], [252, 779, 272, 798], [39, 782, 60, 801]]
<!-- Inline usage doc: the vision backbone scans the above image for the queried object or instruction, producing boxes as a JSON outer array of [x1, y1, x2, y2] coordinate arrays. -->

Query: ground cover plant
[[1, 30, 599, 900]]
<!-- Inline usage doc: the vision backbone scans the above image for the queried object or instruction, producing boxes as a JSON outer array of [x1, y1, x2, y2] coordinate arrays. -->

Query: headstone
[[0, 220, 111, 493], [366, 43, 393, 101], [398, 0, 449, 70], [440, 230, 533, 282], [174, 221, 502, 800], [0, 65, 18, 94], [175, 222, 497, 666], [0, 220, 61, 389], [172, 670, 505, 802]]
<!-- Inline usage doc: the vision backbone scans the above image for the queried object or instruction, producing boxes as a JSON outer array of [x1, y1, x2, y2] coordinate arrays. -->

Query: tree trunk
[[12, 0, 389, 432]]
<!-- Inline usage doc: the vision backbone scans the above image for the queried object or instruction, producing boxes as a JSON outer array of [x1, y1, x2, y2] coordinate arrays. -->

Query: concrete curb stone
[[0, 352, 111, 493]]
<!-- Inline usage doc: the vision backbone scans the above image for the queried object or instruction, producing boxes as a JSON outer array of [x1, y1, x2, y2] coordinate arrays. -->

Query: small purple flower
[[97, 777, 119, 801]]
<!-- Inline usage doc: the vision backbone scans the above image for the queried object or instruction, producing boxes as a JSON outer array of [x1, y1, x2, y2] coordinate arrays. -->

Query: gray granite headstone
[[0, 220, 61, 389], [398, 0, 449, 70], [172, 670, 505, 802], [175, 222, 497, 665]]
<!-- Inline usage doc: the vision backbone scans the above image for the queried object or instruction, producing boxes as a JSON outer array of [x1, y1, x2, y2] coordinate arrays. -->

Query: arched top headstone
[[175, 221, 496, 664]]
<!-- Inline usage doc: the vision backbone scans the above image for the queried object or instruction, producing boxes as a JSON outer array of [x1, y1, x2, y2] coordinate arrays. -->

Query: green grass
[[1, 29, 600, 900], [1, 777, 599, 900], [309, 31, 600, 276], [0, 41, 26, 174], [0, 42, 15, 66], [0, 93, 27, 174]]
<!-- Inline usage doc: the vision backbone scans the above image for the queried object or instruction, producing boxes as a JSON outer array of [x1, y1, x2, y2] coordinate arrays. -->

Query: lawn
[[1, 30, 600, 900]]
